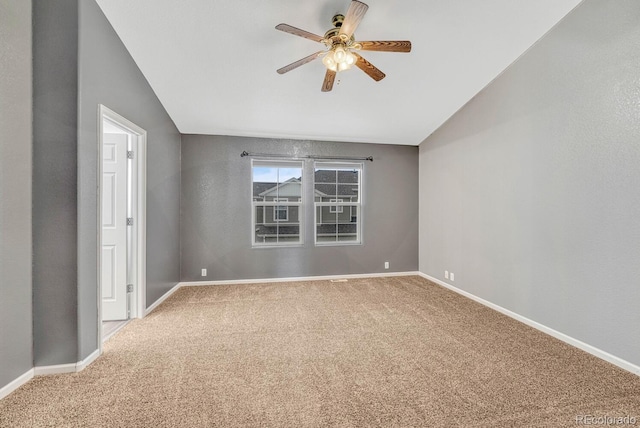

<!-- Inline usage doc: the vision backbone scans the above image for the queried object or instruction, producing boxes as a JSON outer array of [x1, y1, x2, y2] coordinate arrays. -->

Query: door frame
[[97, 104, 147, 351]]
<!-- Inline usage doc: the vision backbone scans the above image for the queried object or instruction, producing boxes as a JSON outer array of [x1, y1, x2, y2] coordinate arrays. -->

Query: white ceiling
[[95, 0, 581, 146]]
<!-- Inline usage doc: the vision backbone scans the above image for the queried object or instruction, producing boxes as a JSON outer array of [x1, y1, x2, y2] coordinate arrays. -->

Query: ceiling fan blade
[[358, 41, 412, 53], [353, 52, 385, 81], [275, 24, 324, 43], [321, 69, 337, 92], [339, 1, 369, 39], [277, 51, 325, 74]]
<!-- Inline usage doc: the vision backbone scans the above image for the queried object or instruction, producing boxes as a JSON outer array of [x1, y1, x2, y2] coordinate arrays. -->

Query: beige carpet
[[1, 276, 639, 427]]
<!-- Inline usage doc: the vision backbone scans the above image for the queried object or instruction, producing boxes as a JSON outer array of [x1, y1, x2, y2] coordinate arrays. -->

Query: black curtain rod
[[240, 151, 373, 162]]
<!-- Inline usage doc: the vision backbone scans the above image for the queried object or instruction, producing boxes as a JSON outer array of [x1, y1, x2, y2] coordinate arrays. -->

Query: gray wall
[[0, 0, 33, 387], [32, 0, 181, 365], [419, 0, 640, 367], [32, 0, 79, 366], [77, 0, 182, 359], [181, 135, 418, 281]]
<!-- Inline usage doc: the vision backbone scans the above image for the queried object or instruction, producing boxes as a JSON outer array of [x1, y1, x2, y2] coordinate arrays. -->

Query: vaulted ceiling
[[96, 0, 582, 146]]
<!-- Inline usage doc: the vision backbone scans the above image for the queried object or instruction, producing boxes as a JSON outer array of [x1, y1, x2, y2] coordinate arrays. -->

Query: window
[[329, 198, 343, 213], [314, 162, 362, 245], [274, 198, 288, 221], [252, 160, 303, 246]]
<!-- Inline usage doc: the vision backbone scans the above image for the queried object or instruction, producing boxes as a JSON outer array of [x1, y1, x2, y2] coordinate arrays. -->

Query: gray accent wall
[[77, 0, 181, 359], [419, 0, 640, 367], [181, 135, 418, 281], [0, 0, 33, 387]]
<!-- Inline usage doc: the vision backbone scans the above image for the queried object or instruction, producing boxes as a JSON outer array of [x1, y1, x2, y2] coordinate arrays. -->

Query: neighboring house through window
[[252, 160, 303, 246], [314, 162, 362, 245]]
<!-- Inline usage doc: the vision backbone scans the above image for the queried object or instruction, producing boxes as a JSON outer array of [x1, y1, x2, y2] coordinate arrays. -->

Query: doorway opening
[[98, 105, 147, 347]]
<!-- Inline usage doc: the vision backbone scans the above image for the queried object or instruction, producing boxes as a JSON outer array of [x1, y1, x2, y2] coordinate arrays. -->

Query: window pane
[[337, 169, 359, 183], [255, 206, 276, 243], [316, 222, 337, 243], [255, 206, 264, 224], [253, 166, 277, 199], [288, 205, 299, 223], [278, 168, 302, 183], [253, 164, 302, 200], [337, 222, 358, 242], [316, 205, 360, 242], [318, 205, 338, 223], [254, 205, 301, 245], [277, 168, 302, 199], [315, 166, 360, 201], [314, 183, 336, 197], [277, 224, 300, 243], [315, 203, 360, 244], [337, 184, 359, 202], [314, 169, 337, 184]]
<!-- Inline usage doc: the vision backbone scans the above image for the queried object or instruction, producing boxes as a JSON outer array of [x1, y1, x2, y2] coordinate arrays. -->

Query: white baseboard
[[34, 363, 77, 376], [102, 320, 131, 343], [76, 349, 101, 372], [145, 282, 182, 316], [33, 348, 103, 377], [179, 271, 422, 287], [418, 272, 640, 377], [0, 369, 34, 400]]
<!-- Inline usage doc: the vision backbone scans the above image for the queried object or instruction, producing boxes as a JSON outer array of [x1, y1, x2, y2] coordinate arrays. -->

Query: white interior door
[[102, 133, 128, 321]]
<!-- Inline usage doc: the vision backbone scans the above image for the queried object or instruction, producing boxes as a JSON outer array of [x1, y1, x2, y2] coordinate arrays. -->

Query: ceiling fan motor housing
[[332, 14, 345, 28], [326, 14, 356, 45]]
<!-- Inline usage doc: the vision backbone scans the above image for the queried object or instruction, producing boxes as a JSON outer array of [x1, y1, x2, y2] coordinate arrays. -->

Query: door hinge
[[127, 217, 134, 226], [127, 151, 134, 159], [127, 284, 134, 293]]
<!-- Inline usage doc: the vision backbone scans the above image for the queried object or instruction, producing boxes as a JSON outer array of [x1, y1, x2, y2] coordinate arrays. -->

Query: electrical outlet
[[445, 271, 449, 279], [384, 261, 389, 269], [450, 272, 455, 281], [201, 268, 207, 277]]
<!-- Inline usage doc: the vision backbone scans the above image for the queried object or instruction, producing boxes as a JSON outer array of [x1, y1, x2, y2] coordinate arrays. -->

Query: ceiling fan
[[276, 0, 412, 92]]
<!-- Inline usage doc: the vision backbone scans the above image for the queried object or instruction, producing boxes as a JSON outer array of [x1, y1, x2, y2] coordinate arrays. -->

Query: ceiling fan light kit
[[275, 0, 412, 92], [323, 46, 356, 72]]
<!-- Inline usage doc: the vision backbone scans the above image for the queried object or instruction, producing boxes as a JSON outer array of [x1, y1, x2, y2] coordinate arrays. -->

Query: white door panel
[[101, 245, 116, 299], [102, 133, 128, 320]]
